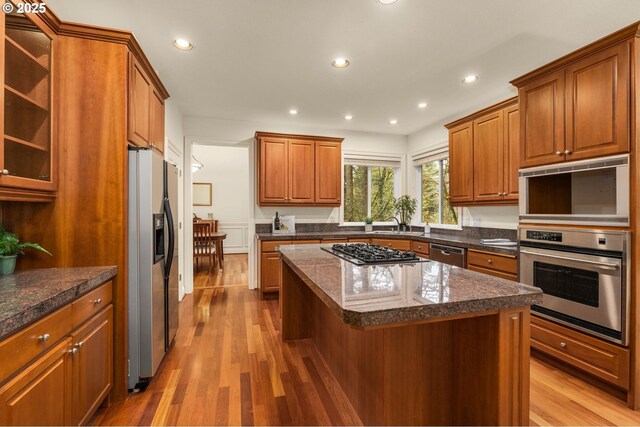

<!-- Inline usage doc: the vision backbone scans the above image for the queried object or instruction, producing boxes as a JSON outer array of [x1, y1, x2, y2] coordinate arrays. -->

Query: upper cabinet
[[512, 33, 633, 168], [446, 97, 519, 206], [0, 9, 56, 201], [256, 132, 343, 207], [127, 53, 166, 155]]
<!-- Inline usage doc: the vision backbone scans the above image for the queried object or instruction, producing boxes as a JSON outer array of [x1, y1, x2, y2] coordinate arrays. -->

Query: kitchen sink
[[365, 230, 425, 236]]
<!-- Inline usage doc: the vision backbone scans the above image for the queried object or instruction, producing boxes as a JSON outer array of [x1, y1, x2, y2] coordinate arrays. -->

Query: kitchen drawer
[[467, 250, 517, 275], [467, 265, 517, 281], [71, 281, 113, 328], [531, 315, 629, 389], [293, 240, 321, 245], [371, 239, 411, 251], [261, 240, 291, 253], [0, 305, 72, 384], [348, 238, 371, 243], [411, 240, 430, 255], [321, 238, 348, 243]]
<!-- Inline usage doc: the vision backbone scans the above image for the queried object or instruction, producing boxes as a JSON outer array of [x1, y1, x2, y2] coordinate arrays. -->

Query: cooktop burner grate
[[322, 243, 428, 265]]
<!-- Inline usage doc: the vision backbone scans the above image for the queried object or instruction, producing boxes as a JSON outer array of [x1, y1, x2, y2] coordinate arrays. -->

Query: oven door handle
[[520, 250, 620, 270]]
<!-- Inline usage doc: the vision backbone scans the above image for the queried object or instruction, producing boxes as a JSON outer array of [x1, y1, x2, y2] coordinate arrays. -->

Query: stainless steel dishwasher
[[429, 243, 466, 267]]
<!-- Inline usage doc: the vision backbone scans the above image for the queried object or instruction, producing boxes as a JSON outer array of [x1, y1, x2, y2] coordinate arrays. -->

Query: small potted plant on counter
[[0, 226, 51, 275], [394, 195, 417, 232], [364, 217, 373, 232]]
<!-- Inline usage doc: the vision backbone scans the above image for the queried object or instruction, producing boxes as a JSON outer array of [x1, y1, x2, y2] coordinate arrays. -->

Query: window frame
[[412, 147, 463, 230], [340, 151, 404, 226]]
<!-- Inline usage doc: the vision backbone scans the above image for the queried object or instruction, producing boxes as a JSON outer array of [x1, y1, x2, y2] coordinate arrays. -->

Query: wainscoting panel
[[218, 222, 249, 254]]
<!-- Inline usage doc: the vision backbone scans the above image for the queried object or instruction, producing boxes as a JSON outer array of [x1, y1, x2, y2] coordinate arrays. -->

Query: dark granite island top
[[0, 266, 117, 340], [278, 245, 541, 328], [278, 244, 541, 426]]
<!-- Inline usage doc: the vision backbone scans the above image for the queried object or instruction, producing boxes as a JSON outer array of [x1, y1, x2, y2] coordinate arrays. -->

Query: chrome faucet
[[393, 216, 401, 232]]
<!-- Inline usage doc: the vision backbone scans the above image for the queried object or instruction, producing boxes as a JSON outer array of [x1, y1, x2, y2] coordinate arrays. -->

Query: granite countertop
[[279, 245, 541, 328], [0, 266, 117, 339], [257, 230, 518, 255]]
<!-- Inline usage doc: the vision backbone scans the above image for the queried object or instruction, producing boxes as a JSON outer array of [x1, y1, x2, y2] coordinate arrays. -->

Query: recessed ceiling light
[[389, 119, 398, 125], [418, 102, 428, 109], [378, 0, 398, 4], [172, 38, 193, 50], [344, 115, 353, 121], [462, 74, 479, 84], [331, 58, 350, 68], [289, 109, 298, 115]]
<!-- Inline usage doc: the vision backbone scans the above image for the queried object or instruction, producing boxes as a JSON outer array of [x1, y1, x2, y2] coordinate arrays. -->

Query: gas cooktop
[[322, 243, 429, 265]]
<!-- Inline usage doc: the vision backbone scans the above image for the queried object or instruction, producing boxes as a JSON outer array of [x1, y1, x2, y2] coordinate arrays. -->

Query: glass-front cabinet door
[[0, 5, 55, 197]]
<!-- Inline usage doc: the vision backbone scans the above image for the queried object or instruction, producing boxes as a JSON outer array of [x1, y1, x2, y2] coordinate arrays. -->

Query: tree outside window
[[344, 164, 397, 223], [420, 159, 459, 225]]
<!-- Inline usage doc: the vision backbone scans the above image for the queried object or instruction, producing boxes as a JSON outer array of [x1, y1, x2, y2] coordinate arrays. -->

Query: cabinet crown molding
[[445, 97, 517, 129], [255, 131, 344, 143], [510, 21, 640, 88]]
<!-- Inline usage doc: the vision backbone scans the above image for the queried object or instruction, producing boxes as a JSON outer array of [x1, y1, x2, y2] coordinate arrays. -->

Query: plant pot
[[0, 255, 17, 275], [365, 224, 373, 232]]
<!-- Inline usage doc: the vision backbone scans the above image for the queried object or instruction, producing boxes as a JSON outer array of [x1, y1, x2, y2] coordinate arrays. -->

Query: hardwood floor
[[92, 255, 640, 426], [194, 254, 248, 289]]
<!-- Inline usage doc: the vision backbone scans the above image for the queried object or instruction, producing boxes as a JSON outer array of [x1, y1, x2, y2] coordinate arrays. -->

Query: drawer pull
[[92, 298, 102, 305], [560, 342, 567, 349], [487, 259, 492, 264], [68, 348, 78, 355], [37, 333, 50, 342], [75, 341, 84, 349]]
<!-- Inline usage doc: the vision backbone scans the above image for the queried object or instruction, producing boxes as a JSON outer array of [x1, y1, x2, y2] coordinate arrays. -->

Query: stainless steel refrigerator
[[127, 148, 179, 390]]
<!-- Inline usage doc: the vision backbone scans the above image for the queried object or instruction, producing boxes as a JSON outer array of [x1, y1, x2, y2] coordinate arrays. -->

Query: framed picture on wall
[[193, 182, 212, 206]]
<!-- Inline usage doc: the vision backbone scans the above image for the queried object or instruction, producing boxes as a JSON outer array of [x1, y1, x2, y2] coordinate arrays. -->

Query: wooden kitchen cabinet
[[513, 40, 630, 168], [447, 97, 519, 206], [71, 305, 113, 426], [260, 252, 282, 295], [315, 141, 342, 204], [0, 280, 114, 425], [473, 110, 504, 202], [0, 10, 57, 201], [256, 132, 343, 207], [0, 338, 72, 426], [467, 249, 517, 281], [128, 53, 165, 155], [371, 238, 411, 251], [447, 122, 473, 204]]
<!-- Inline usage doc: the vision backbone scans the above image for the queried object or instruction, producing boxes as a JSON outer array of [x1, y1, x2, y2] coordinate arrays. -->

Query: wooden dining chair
[[193, 222, 216, 274]]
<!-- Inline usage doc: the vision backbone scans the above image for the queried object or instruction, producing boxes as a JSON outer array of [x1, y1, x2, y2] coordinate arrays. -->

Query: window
[[413, 148, 461, 227], [343, 157, 400, 223]]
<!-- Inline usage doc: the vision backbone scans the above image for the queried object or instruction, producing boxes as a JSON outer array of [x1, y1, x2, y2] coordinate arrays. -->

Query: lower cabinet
[[0, 280, 113, 426], [467, 249, 517, 281], [260, 252, 283, 295], [531, 315, 629, 389], [0, 338, 72, 426], [71, 305, 113, 425], [371, 238, 411, 251]]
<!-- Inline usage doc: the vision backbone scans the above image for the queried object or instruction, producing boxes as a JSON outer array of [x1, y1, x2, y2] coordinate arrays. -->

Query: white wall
[[408, 118, 519, 229], [164, 99, 186, 300], [185, 116, 408, 224], [192, 145, 250, 253]]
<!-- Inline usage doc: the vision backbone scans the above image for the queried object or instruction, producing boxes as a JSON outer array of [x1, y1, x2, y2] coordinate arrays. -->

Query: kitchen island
[[279, 244, 542, 426]]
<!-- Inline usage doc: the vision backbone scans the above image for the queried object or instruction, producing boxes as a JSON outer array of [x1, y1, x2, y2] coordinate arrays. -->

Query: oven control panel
[[526, 231, 562, 242]]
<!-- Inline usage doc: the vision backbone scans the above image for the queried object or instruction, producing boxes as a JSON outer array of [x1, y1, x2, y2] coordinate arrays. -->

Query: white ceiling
[[47, 0, 640, 135]]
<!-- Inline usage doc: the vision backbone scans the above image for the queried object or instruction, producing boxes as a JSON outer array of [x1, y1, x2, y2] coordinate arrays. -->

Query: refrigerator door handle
[[164, 197, 175, 279]]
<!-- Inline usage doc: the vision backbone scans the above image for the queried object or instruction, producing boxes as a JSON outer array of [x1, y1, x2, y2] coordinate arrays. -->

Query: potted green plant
[[0, 226, 51, 275], [394, 195, 417, 232], [364, 217, 373, 232]]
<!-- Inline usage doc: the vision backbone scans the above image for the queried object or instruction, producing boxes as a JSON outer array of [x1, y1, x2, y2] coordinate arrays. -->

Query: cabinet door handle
[[560, 342, 567, 349], [564, 149, 572, 155], [555, 151, 563, 156], [37, 333, 50, 342], [92, 298, 102, 305], [75, 341, 84, 349], [68, 348, 78, 355], [487, 259, 493, 264], [0, 169, 9, 175]]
